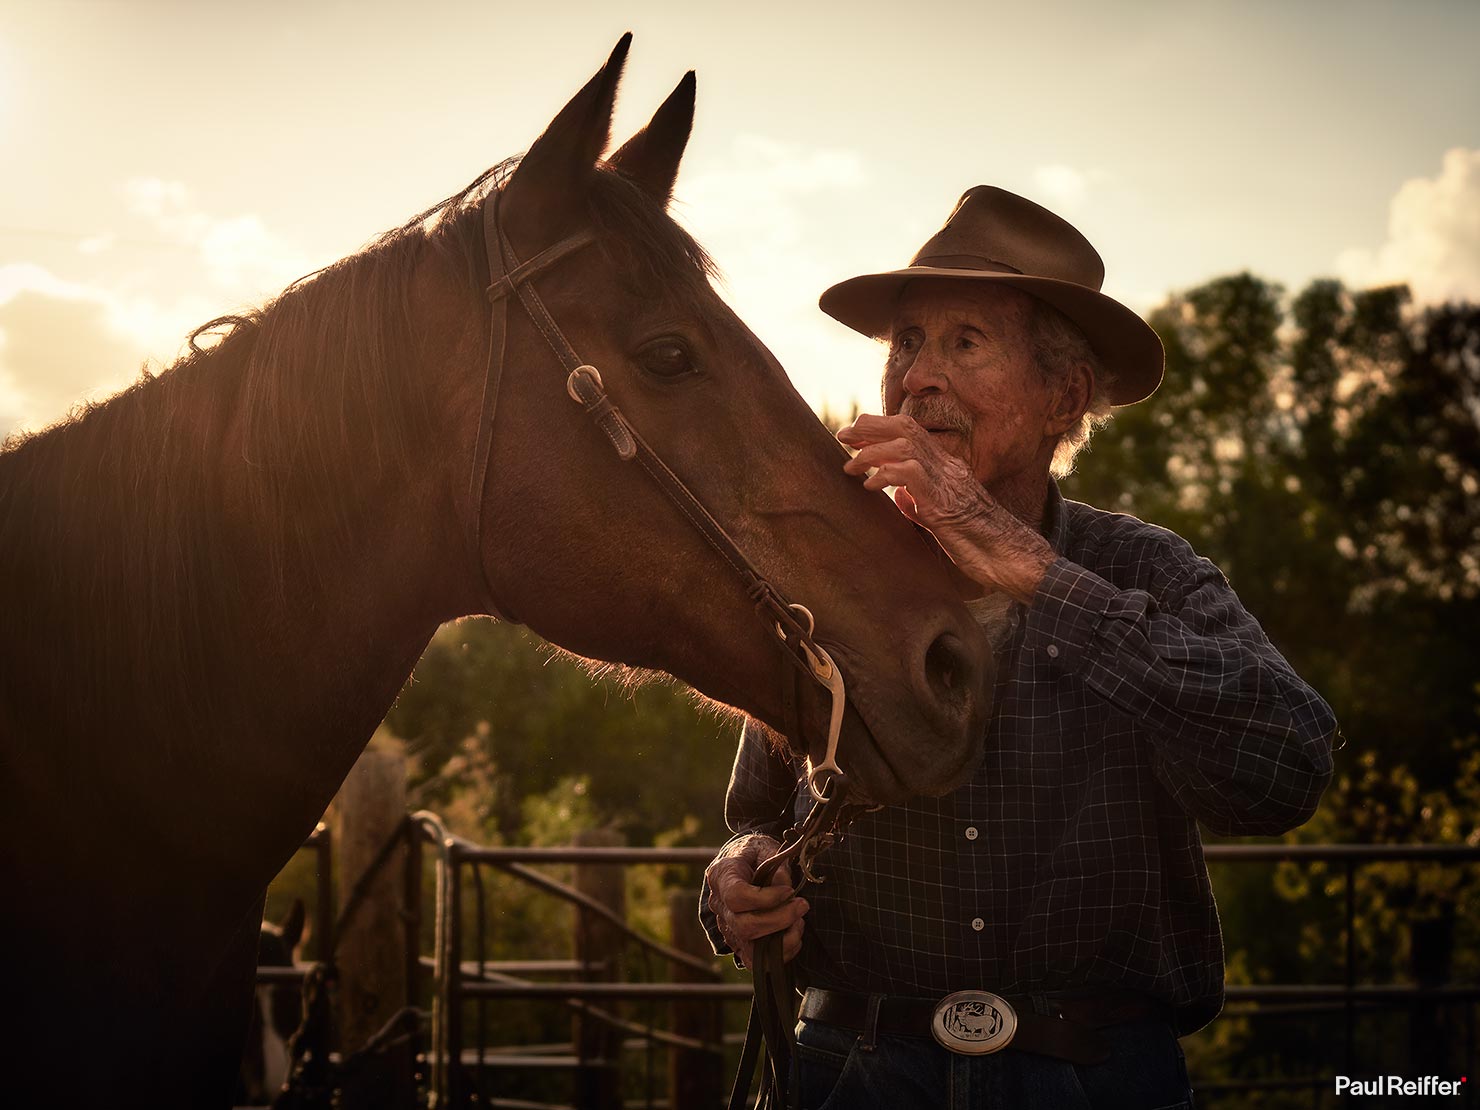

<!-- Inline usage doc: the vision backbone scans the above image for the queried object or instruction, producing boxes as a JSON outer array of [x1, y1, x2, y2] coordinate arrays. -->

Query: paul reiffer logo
[[1335, 1075, 1468, 1097]]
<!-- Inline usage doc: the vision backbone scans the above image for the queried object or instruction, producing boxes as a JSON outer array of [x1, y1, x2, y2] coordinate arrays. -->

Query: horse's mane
[[0, 157, 716, 756]]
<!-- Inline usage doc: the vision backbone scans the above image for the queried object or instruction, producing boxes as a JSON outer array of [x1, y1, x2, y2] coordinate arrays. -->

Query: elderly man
[[702, 187, 1337, 1109]]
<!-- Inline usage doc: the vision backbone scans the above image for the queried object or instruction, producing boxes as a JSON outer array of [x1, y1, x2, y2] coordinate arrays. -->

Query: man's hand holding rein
[[704, 833, 808, 967]]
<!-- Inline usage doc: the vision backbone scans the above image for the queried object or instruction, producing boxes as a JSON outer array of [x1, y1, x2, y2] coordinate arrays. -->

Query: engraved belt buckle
[[931, 990, 1018, 1055]]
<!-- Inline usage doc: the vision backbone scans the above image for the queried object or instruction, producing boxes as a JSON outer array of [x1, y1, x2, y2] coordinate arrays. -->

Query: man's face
[[882, 279, 1059, 488]]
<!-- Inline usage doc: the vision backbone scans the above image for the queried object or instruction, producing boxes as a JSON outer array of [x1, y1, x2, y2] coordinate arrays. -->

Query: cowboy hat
[[819, 186, 1164, 405]]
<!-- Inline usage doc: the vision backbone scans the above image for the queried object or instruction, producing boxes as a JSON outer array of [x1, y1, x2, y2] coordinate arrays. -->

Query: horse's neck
[[0, 359, 462, 886], [173, 450, 456, 874]]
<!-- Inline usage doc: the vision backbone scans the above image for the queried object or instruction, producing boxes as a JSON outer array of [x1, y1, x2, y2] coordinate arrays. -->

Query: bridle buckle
[[566, 364, 603, 404]]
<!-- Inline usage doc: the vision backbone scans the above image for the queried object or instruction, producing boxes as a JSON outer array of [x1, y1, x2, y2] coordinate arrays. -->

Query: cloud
[[676, 135, 867, 249], [0, 263, 102, 306], [0, 268, 149, 439], [122, 177, 312, 294], [123, 177, 192, 222], [77, 233, 116, 256], [1030, 164, 1108, 211], [671, 135, 881, 413], [1337, 147, 1480, 305], [2, 183, 316, 435]]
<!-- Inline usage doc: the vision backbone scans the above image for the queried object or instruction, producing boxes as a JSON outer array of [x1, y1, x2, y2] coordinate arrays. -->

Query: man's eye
[[638, 341, 695, 378], [894, 334, 920, 355]]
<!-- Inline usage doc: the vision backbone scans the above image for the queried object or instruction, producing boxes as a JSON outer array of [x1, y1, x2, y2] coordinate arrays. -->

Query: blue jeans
[[793, 996, 1195, 1110]]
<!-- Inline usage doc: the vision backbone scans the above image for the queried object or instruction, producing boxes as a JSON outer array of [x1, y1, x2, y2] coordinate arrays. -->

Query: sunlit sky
[[2, 0, 1477, 438]]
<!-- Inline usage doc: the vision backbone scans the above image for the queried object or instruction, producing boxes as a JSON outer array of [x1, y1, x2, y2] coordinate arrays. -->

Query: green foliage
[[1067, 274, 1480, 1098], [1065, 275, 1480, 786], [386, 619, 738, 848], [1275, 746, 1480, 980]]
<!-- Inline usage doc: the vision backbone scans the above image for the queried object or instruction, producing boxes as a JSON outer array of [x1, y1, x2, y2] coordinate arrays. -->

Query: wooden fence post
[[332, 745, 412, 1104], [573, 829, 624, 1110], [669, 889, 724, 1110], [1409, 905, 1457, 1077]]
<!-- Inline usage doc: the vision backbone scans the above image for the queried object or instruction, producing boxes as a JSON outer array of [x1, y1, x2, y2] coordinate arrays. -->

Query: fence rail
[[257, 826, 1479, 1109]]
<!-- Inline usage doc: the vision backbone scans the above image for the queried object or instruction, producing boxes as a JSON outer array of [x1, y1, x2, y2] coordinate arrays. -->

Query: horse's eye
[[638, 341, 695, 379]]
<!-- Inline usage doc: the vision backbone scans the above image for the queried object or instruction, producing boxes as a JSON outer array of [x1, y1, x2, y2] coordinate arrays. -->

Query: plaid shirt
[[700, 484, 1337, 1034]]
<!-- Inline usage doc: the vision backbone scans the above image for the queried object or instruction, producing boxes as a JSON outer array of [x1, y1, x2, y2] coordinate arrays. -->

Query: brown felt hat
[[820, 186, 1164, 405]]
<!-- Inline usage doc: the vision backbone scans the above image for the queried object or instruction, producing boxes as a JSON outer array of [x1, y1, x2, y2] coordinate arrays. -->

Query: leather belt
[[800, 988, 1168, 1066]]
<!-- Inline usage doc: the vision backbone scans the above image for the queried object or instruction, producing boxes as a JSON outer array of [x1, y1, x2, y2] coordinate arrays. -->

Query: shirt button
[[964, 826, 979, 841], [970, 917, 985, 932], [1046, 644, 1060, 659]]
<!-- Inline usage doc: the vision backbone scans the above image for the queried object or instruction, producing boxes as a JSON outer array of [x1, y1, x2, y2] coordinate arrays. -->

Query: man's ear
[[498, 34, 632, 244], [606, 70, 696, 206], [1046, 360, 1094, 438]]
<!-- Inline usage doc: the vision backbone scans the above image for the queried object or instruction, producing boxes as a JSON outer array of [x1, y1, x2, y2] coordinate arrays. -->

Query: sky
[[2, 0, 1478, 438]]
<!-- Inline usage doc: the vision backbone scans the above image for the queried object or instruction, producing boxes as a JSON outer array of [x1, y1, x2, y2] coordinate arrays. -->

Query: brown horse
[[0, 37, 992, 1106]]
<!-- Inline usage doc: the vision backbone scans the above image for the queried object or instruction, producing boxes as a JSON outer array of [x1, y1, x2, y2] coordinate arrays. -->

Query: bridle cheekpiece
[[466, 190, 850, 802]]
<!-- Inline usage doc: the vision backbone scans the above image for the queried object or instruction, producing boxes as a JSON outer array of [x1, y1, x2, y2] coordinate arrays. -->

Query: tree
[[1065, 274, 1480, 1096], [385, 620, 738, 848], [1064, 275, 1480, 787]]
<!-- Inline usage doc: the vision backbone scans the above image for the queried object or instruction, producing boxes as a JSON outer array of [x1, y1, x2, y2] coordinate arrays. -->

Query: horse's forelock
[[583, 167, 718, 299]]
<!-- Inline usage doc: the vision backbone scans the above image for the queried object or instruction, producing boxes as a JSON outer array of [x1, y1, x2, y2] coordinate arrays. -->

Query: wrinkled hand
[[705, 834, 808, 967], [837, 413, 1054, 603]]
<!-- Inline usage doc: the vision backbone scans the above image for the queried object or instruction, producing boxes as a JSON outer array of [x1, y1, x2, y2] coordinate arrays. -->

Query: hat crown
[[910, 185, 1105, 292], [817, 183, 1165, 406]]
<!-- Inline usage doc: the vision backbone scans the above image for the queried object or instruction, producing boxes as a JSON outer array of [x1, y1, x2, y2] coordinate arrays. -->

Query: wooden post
[[573, 829, 624, 1110], [331, 745, 412, 1104], [669, 889, 724, 1110], [1409, 906, 1457, 1077]]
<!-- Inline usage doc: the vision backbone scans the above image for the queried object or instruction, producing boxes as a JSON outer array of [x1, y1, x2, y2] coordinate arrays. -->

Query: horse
[[0, 36, 994, 1106], [236, 900, 306, 1106]]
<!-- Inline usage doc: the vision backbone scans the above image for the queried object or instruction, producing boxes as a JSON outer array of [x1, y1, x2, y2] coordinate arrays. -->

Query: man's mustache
[[901, 396, 972, 436]]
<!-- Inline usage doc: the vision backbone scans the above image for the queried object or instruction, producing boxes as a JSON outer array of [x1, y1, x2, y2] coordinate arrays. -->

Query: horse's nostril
[[925, 632, 966, 699]]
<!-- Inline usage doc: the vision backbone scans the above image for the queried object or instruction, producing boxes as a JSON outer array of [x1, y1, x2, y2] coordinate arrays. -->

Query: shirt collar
[[1041, 480, 1069, 554]]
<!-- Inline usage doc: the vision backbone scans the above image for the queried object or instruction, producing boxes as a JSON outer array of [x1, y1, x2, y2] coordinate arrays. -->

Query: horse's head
[[431, 38, 994, 805]]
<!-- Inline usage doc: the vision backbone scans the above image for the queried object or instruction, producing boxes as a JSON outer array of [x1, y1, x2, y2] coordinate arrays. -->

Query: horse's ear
[[500, 33, 632, 238], [281, 898, 306, 952], [606, 71, 696, 206]]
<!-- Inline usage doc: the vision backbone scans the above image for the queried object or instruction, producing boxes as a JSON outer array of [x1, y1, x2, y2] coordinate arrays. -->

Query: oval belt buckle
[[931, 990, 1018, 1055]]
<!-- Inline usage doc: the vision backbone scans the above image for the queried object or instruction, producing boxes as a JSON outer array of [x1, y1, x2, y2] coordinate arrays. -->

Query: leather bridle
[[467, 188, 870, 1107], [467, 189, 854, 791], [467, 189, 865, 1109]]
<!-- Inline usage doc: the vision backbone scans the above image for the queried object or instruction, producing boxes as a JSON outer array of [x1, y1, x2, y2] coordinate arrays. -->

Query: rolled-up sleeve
[[1023, 553, 1337, 836], [698, 718, 802, 956]]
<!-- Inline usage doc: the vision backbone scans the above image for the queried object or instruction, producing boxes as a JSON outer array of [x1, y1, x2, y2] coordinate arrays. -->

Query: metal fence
[[1195, 844, 1479, 1106], [257, 826, 1480, 1109]]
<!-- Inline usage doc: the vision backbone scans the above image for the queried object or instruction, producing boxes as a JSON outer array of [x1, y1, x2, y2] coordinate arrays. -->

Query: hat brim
[[819, 267, 1164, 406]]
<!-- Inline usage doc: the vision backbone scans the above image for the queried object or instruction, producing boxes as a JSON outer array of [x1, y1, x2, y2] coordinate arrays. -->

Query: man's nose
[[901, 346, 948, 395]]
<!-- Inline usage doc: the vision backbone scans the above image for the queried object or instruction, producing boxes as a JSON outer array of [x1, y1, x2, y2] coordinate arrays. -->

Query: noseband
[[466, 191, 847, 803]]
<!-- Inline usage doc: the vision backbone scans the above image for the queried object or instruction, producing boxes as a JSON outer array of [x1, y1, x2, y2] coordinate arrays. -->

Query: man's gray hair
[[1025, 298, 1117, 478]]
